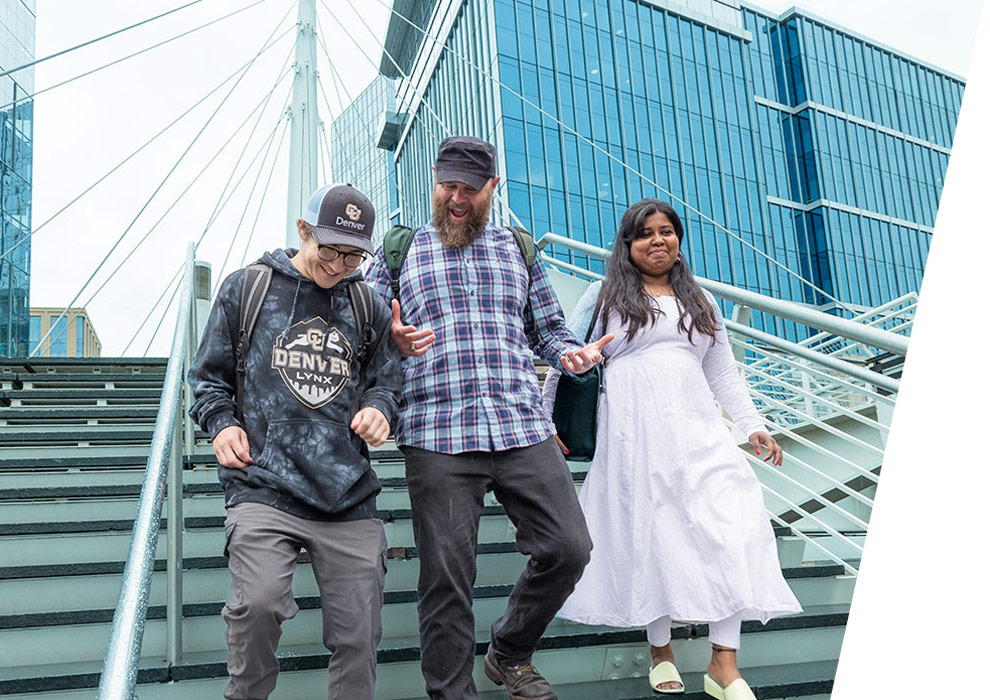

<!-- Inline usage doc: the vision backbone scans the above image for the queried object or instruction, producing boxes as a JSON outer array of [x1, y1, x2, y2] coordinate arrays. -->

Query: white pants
[[646, 612, 742, 650]]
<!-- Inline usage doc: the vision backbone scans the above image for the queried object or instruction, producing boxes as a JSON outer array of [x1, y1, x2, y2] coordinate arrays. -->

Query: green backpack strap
[[382, 223, 535, 302], [506, 225, 537, 271], [382, 224, 417, 300], [236, 262, 272, 423]]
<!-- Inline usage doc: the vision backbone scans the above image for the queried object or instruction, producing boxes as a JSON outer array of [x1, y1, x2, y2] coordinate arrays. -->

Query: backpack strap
[[382, 224, 416, 300], [347, 280, 379, 365], [585, 286, 605, 344], [382, 223, 536, 302], [236, 263, 272, 423], [506, 225, 537, 270]]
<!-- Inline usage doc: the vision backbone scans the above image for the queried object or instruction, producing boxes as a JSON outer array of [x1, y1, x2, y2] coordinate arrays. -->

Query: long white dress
[[548, 283, 801, 627]]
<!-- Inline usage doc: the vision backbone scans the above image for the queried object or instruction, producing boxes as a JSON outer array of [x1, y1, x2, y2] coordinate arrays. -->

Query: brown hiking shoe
[[483, 647, 558, 700]]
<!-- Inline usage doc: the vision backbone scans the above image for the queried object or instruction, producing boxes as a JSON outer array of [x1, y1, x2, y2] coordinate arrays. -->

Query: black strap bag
[[551, 291, 604, 462]]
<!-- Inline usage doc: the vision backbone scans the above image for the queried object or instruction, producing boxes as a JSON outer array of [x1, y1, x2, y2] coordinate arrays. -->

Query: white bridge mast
[[285, 0, 320, 247]]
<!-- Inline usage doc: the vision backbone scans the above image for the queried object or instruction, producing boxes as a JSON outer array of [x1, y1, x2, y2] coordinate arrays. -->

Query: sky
[[25, 0, 985, 356]]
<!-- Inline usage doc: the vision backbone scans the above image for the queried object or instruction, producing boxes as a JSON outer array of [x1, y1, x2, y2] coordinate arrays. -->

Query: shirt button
[[469, 290, 476, 296]]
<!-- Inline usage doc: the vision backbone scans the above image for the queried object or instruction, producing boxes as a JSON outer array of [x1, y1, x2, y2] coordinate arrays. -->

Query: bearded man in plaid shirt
[[365, 136, 613, 700]]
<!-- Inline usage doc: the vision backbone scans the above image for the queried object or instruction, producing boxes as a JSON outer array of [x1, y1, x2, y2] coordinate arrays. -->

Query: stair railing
[[538, 233, 907, 576], [97, 242, 197, 700]]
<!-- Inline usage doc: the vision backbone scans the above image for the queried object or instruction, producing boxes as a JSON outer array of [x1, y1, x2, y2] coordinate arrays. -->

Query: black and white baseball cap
[[301, 184, 376, 253]]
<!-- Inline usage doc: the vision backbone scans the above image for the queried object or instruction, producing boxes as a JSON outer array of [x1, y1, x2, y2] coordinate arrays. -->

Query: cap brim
[[435, 167, 490, 190], [311, 226, 374, 254]]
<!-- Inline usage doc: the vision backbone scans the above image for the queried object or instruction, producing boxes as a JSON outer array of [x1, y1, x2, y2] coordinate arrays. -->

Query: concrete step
[[0, 389, 166, 406], [0, 606, 846, 696], [0, 406, 161, 423]]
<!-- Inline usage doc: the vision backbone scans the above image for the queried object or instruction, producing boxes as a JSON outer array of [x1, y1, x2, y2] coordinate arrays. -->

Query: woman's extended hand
[[748, 431, 783, 466], [553, 434, 569, 455]]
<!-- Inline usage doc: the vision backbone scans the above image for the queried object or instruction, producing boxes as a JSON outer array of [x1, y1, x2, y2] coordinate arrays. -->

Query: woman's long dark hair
[[600, 199, 718, 344]]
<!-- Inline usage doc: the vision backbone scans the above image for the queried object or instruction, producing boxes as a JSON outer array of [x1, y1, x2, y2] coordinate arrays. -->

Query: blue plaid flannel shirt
[[364, 222, 582, 454]]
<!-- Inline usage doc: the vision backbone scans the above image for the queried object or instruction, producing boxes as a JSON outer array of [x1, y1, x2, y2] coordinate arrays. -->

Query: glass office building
[[329, 75, 401, 248], [0, 0, 35, 356], [378, 0, 963, 333]]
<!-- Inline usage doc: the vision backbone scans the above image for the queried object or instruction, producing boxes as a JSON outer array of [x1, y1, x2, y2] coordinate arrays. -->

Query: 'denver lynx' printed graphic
[[272, 316, 353, 409]]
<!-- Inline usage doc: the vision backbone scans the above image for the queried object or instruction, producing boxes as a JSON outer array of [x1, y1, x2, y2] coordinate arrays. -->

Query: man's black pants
[[403, 438, 592, 700]]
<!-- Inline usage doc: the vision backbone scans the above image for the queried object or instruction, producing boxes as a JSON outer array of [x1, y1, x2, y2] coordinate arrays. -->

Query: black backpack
[[381, 224, 537, 299], [234, 263, 378, 422]]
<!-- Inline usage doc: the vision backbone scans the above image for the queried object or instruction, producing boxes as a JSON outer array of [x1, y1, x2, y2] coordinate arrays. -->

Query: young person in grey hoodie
[[188, 184, 402, 700]]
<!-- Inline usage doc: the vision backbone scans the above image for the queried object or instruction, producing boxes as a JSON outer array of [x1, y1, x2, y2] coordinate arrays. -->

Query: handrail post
[[166, 243, 194, 666], [98, 241, 196, 700]]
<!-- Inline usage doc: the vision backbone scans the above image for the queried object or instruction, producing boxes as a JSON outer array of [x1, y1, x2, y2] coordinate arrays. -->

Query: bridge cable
[[0, 0, 276, 111], [68, 77, 292, 356], [0, 20, 293, 265], [30, 12, 294, 357], [122, 264, 182, 355], [0, 0, 209, 79], [209, 94, 294, 293], [134, 79, 291, 355], [238, 119, 292, 269]]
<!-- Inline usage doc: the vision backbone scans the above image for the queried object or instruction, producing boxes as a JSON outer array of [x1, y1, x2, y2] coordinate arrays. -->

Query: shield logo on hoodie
[[271, 316, 353, 409]]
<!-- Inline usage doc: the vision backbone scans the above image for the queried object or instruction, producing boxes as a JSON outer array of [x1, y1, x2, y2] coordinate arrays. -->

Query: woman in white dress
[[544, 199, 801, 700]]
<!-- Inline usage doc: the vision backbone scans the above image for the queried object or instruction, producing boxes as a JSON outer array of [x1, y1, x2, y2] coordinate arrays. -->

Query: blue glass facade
[[329, 76, 401, 247], [381, 0, 962, 335], [0, 0, 34, 356]]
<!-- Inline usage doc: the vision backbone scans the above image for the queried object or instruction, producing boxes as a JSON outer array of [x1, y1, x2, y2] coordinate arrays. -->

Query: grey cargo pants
[[222, 502, 387, 700]]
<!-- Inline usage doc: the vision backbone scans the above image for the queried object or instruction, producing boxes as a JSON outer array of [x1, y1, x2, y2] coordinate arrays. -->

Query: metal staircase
[[0, 246, 909, 699]]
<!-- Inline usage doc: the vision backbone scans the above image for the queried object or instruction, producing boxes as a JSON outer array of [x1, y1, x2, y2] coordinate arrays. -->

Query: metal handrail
[[97, 242, 196, 700], [537, 232, 910, 358]]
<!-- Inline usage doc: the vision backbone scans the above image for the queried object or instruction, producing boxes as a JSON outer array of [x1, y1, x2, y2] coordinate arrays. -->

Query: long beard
[[433, 193, 491, 249]]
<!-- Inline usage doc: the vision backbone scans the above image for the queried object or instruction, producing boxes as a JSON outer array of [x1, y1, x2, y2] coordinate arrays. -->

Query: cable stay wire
[[318, 121, 332, 184], [139, 115, 285, 357], [60, 77, 293, 356], [122, 264, 183, 355], [208, 101, 293, 293], [0, 20, 294, 265], [0, 0, 276, 112], [364, 0, 849, 310], [196, 49, 295, 239], [127, 72, 291, 357], [30, 11, 295, 358], [142, 269, 186, 357], [0, 0, 208, 79], [314, 14, 354, 113], [238, 119, 292, 269], [324, 0, 526, 231]]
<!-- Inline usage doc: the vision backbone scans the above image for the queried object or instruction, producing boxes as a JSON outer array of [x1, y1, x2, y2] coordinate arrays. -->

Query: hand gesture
[[351, 406, 390, 447], [560, 334, 614, 375], [749, 431, 783, 466], [213, 425, 253, 468], [391, 299, 435, 358]]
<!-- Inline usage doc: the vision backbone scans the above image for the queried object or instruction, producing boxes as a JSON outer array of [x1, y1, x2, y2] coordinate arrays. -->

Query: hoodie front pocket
[[255, 419, 370, 511]]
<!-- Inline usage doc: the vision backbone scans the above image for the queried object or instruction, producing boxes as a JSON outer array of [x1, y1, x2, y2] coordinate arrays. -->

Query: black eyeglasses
[[317, 245, 367, 267]]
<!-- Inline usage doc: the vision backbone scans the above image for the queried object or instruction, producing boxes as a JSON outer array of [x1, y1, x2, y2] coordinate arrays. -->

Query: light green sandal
[[649, 660, 684, 694], [703, 674, 756, 700]]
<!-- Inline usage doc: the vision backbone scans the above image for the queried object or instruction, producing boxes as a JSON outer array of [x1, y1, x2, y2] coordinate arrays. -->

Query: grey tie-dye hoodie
[[188, 248, 401, 521]]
